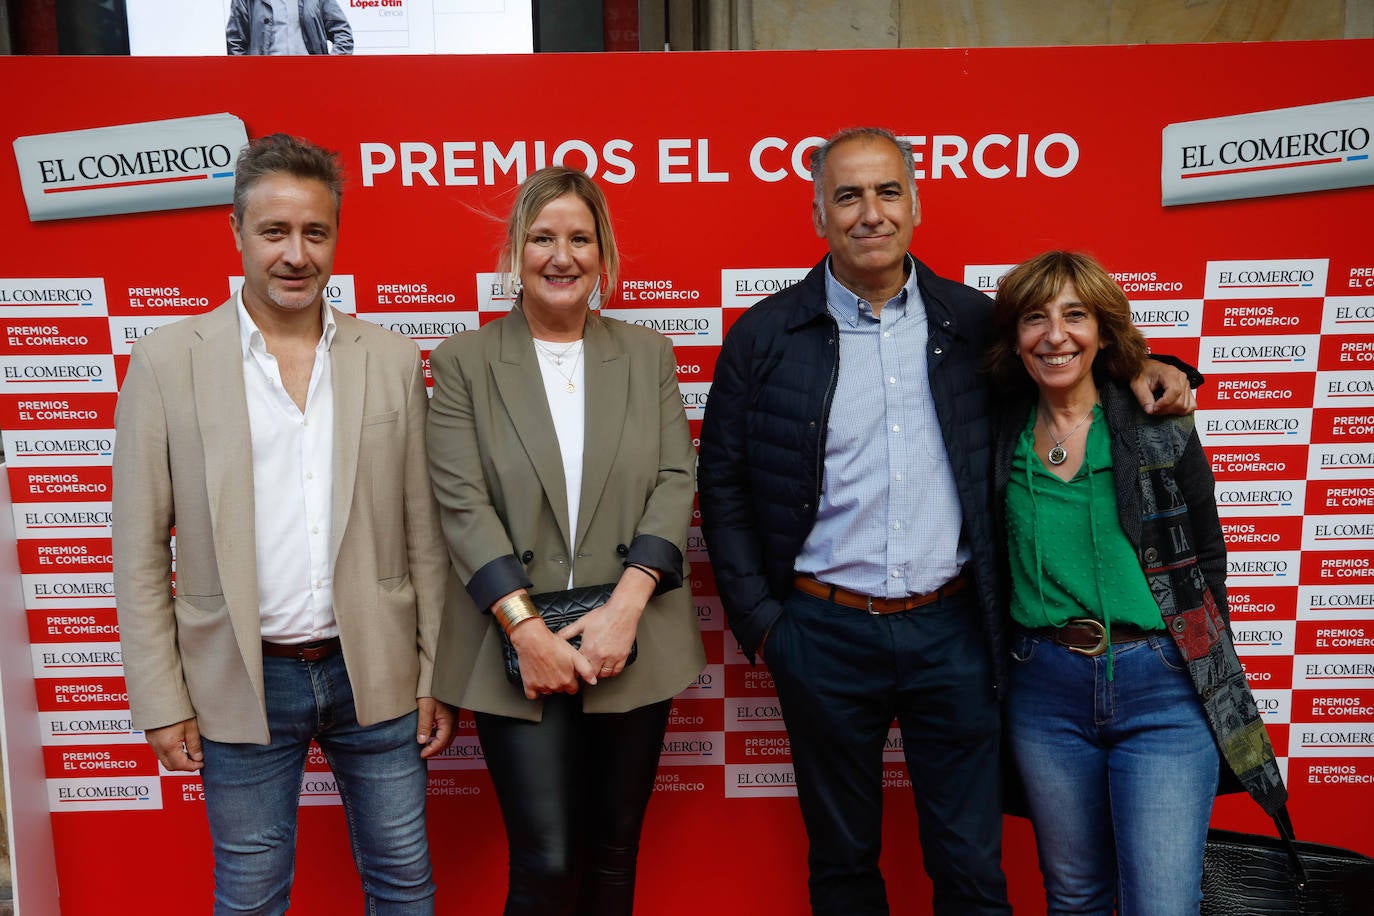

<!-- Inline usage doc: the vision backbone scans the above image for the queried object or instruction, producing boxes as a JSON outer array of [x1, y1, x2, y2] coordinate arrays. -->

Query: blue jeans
[[200, 652, 434, 915], [1006, 629, 1219, 916]]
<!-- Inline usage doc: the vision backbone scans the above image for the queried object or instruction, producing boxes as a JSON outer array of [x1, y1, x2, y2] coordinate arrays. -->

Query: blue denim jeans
[[1006, 629, 1219, 916], [200, 652, 434, 915]]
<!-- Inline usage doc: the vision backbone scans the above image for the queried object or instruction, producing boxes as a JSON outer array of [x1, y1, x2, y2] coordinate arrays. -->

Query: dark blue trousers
[[766, 587, 1010, 916]]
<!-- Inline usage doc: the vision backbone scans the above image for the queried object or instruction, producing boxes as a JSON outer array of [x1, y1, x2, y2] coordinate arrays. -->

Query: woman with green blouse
[[985, 251, 1287, 916]]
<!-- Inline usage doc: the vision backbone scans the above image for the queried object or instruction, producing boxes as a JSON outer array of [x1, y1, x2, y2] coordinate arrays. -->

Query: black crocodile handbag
[[1201, 807, 1374, 915], [499, 583, 637, 686]]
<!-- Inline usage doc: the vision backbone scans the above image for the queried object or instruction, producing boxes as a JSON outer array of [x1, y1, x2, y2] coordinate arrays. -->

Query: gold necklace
[[533, 339, 583, 393]]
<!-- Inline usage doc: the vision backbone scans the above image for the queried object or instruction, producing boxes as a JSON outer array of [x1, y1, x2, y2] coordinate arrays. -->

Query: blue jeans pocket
[[1150, 634, 1187, 672], [1010, 631, 1039, 664]]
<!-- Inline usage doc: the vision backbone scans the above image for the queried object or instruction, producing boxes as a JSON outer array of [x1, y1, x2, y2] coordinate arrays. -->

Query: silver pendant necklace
[[1044, 408, 1094, 466]]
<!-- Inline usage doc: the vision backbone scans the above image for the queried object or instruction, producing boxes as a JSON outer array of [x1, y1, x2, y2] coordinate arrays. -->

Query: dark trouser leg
[[766, 590, 897, 916], [574, 698, 672, 916], [477, 694, 672, 916], [477, 696, 584, 916], [890, 591, 1010, 916]]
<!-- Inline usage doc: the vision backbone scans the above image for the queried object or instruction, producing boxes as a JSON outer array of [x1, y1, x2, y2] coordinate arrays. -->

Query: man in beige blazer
[[113, 134, 451, 914]]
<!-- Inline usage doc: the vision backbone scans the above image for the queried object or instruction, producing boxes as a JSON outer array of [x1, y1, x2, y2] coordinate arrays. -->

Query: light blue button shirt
[[794, 257, 968, 599], [269, 0, 310, 54]]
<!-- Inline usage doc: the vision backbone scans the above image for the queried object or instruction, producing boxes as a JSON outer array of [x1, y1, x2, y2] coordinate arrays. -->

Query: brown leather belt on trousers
[[1044, 619, 1153, 657], [261, 636, 342, 662], [792, 572, 968, 615]]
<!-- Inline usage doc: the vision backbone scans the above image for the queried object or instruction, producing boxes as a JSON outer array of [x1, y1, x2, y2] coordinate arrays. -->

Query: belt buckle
[[866, 594, 877, 615], [1066, 618, 1109, 657]]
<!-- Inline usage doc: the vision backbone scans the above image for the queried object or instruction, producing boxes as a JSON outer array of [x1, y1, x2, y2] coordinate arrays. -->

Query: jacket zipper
[[814, 316, 840, 508]]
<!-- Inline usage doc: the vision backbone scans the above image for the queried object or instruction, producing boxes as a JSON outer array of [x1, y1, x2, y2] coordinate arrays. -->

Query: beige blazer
[[112, 299, 449, 744], [427, 308, 705, 721]]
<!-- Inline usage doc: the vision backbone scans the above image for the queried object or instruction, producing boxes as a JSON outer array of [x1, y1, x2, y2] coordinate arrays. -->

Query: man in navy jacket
[[698, 127, 1191, 916]]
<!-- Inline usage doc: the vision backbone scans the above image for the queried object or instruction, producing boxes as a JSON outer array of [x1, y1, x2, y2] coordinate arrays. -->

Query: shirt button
[[883, 332, 891, 338], [893, 522, 901, 530], [888, 376, 897, 384], [892, 424, 900, 432], [306, 471, 314, 480], [890, 570, 901, 578], [311, 526, 319, 535], [895, 473, 903, 481]]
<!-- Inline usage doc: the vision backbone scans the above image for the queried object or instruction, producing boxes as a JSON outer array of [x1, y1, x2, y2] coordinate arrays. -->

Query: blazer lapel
[[330, 313, 365, 569], [190, 301, 260, 649], [490, 308, 574, 549], [576, 318, 627, 549]]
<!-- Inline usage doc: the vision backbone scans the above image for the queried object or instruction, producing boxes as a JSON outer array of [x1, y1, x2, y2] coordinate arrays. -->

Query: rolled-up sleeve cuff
[[625, 534, 683, 595], [467, 555, 533, 613]]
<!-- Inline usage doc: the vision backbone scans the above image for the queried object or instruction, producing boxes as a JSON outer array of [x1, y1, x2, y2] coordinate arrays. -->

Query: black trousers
[[475, 694, 672, 916], [766, 587, 1011, 916]]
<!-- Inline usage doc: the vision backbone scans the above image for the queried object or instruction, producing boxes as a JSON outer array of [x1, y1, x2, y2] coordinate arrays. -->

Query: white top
[[236, 293, 339, 643], [532, 336, 586, 588]]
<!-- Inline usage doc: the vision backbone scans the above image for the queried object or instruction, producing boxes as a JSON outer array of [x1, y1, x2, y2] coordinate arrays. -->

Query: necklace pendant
[[566, 381, 576, 393], [1047, 445, 1067, 466]]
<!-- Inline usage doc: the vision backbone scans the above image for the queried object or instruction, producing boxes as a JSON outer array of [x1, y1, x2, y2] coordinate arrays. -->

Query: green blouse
[[1004, 404, 1164, 641]]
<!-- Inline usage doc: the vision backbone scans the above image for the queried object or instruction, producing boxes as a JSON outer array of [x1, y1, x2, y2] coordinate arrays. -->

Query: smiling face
[[518, 192, 602, 333], [1016, 280, 1104, 401], [812, 136, 919, 299], [230, 171, 338, 323]]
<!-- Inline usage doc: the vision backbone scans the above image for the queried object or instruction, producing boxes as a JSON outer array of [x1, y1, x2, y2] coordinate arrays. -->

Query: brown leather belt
[[792, 573, 968, 615], [1045, 619, 1153, 657], [261, 637, 341, 662]]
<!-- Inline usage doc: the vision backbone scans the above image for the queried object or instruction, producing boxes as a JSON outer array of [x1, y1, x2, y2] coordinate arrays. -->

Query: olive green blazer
[[426, 307, 705, 720]]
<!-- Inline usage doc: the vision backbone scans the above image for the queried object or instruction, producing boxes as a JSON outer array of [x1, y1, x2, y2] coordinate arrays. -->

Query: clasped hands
[[508, 596, 642, 702]]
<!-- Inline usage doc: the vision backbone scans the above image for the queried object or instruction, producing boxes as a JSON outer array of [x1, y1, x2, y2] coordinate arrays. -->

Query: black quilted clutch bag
[[498, 583, 637, 686], [1202, 807, 1374, 915]]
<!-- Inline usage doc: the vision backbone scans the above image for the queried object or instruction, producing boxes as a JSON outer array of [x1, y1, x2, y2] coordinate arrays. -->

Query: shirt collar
[[824, 254, 920, 326], [236, 290, 337, 358]]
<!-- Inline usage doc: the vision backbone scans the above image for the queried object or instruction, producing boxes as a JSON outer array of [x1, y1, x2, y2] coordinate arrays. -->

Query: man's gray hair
[[809, 127, 918, 224]]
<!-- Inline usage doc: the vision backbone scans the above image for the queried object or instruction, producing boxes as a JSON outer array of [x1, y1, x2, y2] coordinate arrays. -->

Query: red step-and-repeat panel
[[2, 41, 1372, 914]]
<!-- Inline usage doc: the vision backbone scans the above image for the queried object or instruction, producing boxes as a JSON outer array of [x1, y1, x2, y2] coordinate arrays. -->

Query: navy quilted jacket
[[698, 256, 1005, 690]]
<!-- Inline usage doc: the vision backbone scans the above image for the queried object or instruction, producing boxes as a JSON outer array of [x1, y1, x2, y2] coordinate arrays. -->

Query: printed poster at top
[[125, 0, 533, 55]]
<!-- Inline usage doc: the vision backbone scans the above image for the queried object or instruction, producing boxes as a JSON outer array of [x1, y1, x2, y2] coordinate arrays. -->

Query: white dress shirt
[[237, 293, 338, 643]]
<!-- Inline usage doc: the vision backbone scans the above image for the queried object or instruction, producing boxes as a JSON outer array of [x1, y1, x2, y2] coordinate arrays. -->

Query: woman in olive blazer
[[426, 166, 705, 916]]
